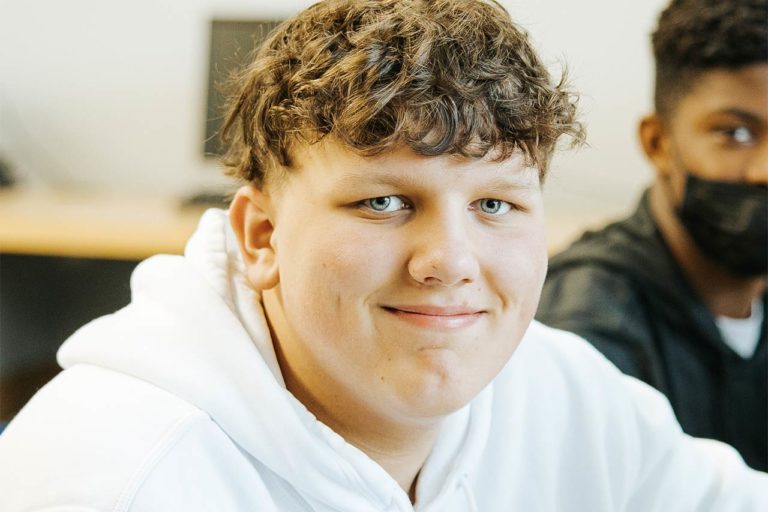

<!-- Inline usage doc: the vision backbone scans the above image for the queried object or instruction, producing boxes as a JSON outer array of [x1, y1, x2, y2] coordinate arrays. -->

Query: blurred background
[[0, 0, 667, 423]]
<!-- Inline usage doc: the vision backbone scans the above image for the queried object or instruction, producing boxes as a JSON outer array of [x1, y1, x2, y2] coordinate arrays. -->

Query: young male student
[[0, 1, 766, 510], [537, 0, 768, 471]]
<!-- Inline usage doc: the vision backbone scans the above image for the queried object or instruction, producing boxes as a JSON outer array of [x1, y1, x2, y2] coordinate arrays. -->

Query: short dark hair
[[222, 0, 584, 187], [652, 0, 768, 118]]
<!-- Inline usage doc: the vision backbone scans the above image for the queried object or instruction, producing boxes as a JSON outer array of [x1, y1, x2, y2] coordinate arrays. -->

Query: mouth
[[382, 304, 486, 330]]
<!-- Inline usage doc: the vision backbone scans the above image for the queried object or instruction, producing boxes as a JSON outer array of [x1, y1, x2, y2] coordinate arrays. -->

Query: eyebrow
[[711, 108, 766, 125], [332, 171, 403, 191]]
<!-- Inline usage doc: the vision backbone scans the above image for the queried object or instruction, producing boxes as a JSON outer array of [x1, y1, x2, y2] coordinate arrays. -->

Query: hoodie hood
[[57, 209, 491, 511]]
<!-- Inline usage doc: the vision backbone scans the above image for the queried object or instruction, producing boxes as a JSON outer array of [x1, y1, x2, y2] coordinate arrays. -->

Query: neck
[[649, 184, 767, 318], [283, 361, 438, 499]]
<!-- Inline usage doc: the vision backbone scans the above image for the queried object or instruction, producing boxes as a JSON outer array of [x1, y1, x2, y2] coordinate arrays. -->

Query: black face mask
[[677, 174, 768, 277]]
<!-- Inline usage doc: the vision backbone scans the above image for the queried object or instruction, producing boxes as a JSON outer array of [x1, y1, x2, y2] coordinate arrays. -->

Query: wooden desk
[[0, 187, 207, 260]]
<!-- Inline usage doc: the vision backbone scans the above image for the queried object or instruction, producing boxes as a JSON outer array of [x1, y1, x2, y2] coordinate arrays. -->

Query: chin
[[392, 353, 486, 419]]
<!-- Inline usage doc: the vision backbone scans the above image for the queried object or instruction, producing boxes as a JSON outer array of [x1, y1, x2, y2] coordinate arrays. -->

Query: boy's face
[[654, 63, 768, 197], [237, 140, 547, 424]]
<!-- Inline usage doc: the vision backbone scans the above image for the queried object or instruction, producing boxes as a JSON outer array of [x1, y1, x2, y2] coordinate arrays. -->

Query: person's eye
[[361, 196, 408, 213], [474, 198, 513, 215], [716, 125, 755, 145], [730, 126, 755, 144]]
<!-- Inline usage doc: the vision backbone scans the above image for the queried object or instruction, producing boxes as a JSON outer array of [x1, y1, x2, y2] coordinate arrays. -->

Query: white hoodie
[[0, 209, 765, 512]]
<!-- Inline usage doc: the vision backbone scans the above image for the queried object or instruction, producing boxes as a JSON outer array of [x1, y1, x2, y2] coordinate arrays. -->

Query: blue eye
[[477, 198, 512, 215], [731, 126, 754, 144], [717, 125, 755, 145], [362, 196, 407, 212]]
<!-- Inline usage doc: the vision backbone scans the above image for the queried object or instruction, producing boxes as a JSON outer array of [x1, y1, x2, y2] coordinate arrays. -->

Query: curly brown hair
[[222, 0, 584, 187], [652, 0, 768, 118]]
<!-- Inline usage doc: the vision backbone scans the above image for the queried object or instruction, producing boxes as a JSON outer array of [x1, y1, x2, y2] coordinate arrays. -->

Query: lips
[[382, 304, 485, 330]]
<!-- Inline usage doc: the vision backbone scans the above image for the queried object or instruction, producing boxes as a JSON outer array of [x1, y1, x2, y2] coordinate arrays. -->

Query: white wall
[[0, 0, 667, 244], [501, 0, 669, 244]]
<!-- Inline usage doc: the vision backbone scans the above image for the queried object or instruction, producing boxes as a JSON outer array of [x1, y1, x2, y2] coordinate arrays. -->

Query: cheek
[[678, 132, 752, 182], [668, 169, 688, 203], [698, 155, 752, 182], [276, 221, 398, 336], [300, 223, 397, 290], [489, 227, 548, 305], [472, 226, 547, 360], [450, 229, 547, 400]]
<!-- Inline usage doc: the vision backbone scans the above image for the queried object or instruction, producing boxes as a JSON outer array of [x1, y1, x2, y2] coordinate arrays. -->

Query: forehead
[[675, 64, 768, 121], [282, 139, 540, 191]]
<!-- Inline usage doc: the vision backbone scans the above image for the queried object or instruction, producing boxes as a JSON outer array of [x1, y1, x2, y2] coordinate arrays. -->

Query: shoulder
[[539, 205, 669, 330], [494, 321, 654, 429], [485, 322, 768, 509], [502, 320, 637, 395], [538, 262, 649, 339], [537, 251, 661, 379], [496, 321, 682, 447], [482, 322, 665, 505], [0, 364, 259, 511], [541, 257, 641, 318], [540, 211, 652, 318]]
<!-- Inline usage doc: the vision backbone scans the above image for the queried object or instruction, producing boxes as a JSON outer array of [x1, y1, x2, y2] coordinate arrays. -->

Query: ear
[[638, 114, 674, 179], [229, 185, 280, 291]]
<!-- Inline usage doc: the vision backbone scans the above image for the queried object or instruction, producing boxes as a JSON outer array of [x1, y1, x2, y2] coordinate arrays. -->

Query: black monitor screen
[[204, 19, 280, 157]]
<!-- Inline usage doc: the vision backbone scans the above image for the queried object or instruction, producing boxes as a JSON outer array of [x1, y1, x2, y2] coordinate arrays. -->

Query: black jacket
[[537, 190, 767, 471]]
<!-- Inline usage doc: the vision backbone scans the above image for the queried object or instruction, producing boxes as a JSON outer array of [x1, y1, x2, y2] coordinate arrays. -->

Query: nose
[[407, 216, 480, 287]]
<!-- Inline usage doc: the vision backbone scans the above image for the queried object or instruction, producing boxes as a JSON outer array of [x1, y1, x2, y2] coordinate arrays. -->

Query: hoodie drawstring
[[459, 475, 478, 512]]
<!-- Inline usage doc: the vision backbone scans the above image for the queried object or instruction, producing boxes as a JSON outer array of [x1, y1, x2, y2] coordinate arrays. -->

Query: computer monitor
[[204, 19, 280, 157]]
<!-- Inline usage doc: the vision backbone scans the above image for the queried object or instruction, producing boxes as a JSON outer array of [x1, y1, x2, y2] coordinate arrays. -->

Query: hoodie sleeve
[[618, 376, 768, 511], [519, 323, 768, 510]]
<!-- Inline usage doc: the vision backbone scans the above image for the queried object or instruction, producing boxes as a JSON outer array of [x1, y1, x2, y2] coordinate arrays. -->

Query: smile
[[382, 305, 485, 330]]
